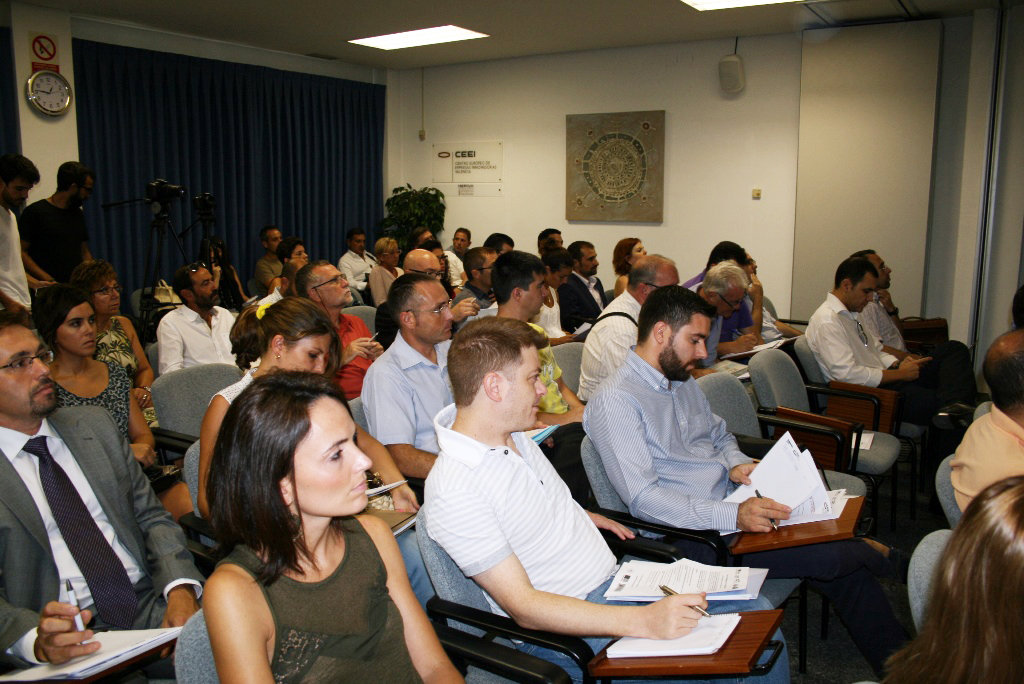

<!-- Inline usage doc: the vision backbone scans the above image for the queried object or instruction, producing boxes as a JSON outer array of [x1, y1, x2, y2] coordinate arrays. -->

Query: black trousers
[[538, 422, 590, 506], [673, 537, 908, 677], [890, 340, 976, 426]]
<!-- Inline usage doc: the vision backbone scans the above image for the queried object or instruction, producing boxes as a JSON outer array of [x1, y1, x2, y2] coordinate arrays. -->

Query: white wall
[[386, 34, 802, 314]]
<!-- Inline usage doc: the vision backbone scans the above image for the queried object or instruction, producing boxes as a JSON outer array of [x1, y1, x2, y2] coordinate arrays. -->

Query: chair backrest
[[748, 349, 812, 412], [973, 400, 993, 421], [343, 305, 377, 335], [348, 396, 369, 432], [151, 364, 244, 437], [908, 529, 953, 630], [762, 296, 778, 321], [174, 609, 220, 683], [793, 336, 828, 385], [416, 506, 497, 636], [183, 440, 202, 513], [579, 436, 628, 513], [935, 454, 961, 528], [696, 372, 759, 437], [130, 288, 145, 319], [551, 342, 584, 395], [145, 342, 160, 378]]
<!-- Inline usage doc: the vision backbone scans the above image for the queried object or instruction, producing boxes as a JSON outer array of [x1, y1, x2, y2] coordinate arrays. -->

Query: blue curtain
[[72, 39, 384, 294], [1, 29, 19, 153]]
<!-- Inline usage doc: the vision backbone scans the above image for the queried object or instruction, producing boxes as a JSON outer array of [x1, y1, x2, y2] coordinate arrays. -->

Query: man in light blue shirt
[[361, 272, 454, 479], [584, 285, 908, 677]]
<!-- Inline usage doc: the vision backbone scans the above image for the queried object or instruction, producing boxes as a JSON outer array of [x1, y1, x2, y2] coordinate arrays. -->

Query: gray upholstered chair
[[174, 609, 219, 684], [550, 342, 584, 395], [183, 440, 202, 512], [748, 349, 901, 527], [145, 342, 160, 379], [908, 529, 953, 630], [935, 454, 961, 528], [973, 400, 993, 421], [348, 396, 369, 431], [343, 305, 377, 334], [151, 364, 243, 439]]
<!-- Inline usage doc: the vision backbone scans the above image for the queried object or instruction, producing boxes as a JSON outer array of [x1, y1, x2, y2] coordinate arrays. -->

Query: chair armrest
[[590, 507, 728, 564], [827, 381, 902, 432], [152, 427, 197, 453], [426, 597, 594, 675], [433, 623, 572, 684], [777, 318, 808, 327], [759, 407, 862, 472], [179, 512, 216, 543], [184, 539, 217, 577], [735, 434, 775, 459], [804, 383, 882, 430], [600, 530, 683, 564]]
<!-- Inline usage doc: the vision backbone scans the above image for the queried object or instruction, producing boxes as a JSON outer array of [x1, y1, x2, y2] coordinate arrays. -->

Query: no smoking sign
[[31, 34, 57, 61]]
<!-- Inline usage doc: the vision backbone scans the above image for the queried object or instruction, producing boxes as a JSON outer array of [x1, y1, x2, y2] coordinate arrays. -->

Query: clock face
[[26, 71, 72, 116]]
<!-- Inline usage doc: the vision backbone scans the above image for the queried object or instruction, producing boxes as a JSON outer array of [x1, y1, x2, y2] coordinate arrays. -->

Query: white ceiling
[[37, 0, 1003, 70]]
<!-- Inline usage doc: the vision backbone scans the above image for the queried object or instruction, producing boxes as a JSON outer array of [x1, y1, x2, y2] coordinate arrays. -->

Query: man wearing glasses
[[297, 261, 382, 400], [578, 255, 679, 401], [156, 263, 236, 374], [361, 272, 458, 479], [691, 261, 757, 376]]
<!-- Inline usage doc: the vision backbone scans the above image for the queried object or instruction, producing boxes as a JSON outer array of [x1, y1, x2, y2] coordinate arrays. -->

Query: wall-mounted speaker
[[719, 54, 745, 94]]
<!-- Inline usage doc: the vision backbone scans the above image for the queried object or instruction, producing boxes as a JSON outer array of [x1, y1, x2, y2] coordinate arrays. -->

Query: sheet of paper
[[572, 322, 592, 338], [525, 425, 558, 443], [607, 613, 741, 658], [719, 338, 788, 359], [0, 628, 181, 681], [604, 558, 749, 601], [705, 567, 769, 601], [723, 433, 817, 508], [855, 431, 875, 451]]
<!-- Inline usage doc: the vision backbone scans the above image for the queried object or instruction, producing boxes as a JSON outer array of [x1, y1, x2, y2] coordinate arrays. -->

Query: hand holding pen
[[32, 581, 98, 664]]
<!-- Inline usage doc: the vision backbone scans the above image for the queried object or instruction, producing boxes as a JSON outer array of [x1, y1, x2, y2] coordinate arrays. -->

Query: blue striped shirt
[[583, 350, 751, 531]]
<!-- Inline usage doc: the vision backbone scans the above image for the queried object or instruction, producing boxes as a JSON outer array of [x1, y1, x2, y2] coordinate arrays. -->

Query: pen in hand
[[755, 489, 779, 531], [65, 579, 86, 631], [659, 584, 711, 617]]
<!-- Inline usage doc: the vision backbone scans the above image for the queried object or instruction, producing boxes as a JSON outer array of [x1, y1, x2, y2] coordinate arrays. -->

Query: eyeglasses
[[408, 268, 443, 279], [92, 284, 123, 297], [855, 320, 870, 347], [414, 299, 452, 315], [714, 291, 744, 309], [640, 282, 662, 290], [312, 275, 346, 291], [0, 350, 54, 372]]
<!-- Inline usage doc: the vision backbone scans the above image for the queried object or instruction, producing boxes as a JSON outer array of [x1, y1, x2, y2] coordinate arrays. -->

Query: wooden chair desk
[[727, 496, 865, 555]]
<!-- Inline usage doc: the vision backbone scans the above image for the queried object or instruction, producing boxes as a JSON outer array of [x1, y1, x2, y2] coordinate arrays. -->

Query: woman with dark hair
[[198, 296, 418, 518], [33, 284, 156, 467], [201, 235, 248, 311], [267, 237, 308, 297], [884, 476, 1024, 683], [203, 372, 461, 683], [420, 239, 459, 298], [612, 237, 646, 297], [69, 259, 156, 423], [533, 248, 574, 345]]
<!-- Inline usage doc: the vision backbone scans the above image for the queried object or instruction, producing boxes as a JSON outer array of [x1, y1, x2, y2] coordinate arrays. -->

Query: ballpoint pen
[[755, 489, 779, 531], [659, 584, 711, 617], [65, 579, 86, 632]]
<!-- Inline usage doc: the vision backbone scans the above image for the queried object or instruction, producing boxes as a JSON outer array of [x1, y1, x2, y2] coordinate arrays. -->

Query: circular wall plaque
[[581, 132, 647, 203]]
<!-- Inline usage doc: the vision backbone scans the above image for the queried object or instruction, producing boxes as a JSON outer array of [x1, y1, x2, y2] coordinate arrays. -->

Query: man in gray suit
[[0, 311, 202, 668]]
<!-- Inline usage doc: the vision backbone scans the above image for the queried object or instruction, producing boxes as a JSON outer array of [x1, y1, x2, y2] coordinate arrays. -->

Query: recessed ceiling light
[[681, 0, 803, 10], [349, 25, 489, 50]]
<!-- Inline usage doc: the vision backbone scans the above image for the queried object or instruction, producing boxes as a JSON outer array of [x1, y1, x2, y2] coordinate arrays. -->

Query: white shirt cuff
[[163, 579, 203, 602], [8, 628, 42, 665]]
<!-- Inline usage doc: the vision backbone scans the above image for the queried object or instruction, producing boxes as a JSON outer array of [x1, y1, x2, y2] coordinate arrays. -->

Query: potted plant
[[379, 183, 446, 249]]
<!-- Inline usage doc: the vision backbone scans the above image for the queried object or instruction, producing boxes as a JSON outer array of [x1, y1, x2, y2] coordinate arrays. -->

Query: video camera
[[145, 178, 186, 204]]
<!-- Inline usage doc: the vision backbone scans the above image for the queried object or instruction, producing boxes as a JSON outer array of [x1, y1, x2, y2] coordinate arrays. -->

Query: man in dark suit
[[0, 311, 202, 668], [558, 240, 608, 333]]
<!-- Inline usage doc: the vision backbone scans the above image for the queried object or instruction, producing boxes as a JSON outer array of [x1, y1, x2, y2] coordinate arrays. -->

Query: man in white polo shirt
[[156, 263, 236, 374], [423, 317, 785, 683]]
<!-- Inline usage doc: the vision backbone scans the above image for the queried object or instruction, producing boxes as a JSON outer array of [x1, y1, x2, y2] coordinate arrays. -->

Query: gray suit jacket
[[0, 406, 202, 664]]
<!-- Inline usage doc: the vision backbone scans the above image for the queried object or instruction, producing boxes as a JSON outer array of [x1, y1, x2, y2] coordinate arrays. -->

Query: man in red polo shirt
[[297, 260, 382, 398]]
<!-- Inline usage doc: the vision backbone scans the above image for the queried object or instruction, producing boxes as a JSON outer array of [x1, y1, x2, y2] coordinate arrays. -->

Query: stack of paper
[[604, 558, 768, 602], [723, 432, 855, 528], [607, 613, 741, 658]]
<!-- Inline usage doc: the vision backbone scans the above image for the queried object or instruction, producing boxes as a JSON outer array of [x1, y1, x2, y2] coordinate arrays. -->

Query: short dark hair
[[463, 246, 496, 275], [537, 228, 561, 249], [0, 154, 40, 185], [833, 257, 879, 289], [70, 259, 118, 293], [419, 239, 443, 254], [259, 225, 280, 242], [492, 250, 545, 305], [387, 273, 437, 323], [704, 241, 748, 270], [567, 240, 594, 264], [539, 236, 563, 255], [541, 247, 573, 273], [55, 161, 94, 192], [612, 237, 641, 276], [454, 227, 471, 240], [448, 317, 547, 407], [0, 309, 32, 333], [230, 296, 339, 373], [483, 233, 514, 251], [32, 284, 91, 349], [208, 371, 351, 584], [345, 228, 366, 242], [849, 249, 877, 259], [172, 263, 206, 298], [295, 259, 333, 298], [637, 286, 716, 343], [276, 236, 304, 263], [409, 227, 435, 249], [984, 330, 1024, 411]]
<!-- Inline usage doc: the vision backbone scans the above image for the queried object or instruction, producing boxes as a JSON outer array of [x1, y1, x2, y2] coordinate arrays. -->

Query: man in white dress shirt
[[337, 228, 377, 304], [156, 264, 236, 374]]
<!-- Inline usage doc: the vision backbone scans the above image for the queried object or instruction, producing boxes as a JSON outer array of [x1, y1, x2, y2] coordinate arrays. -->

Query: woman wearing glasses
[[70, 260, 156, 424]]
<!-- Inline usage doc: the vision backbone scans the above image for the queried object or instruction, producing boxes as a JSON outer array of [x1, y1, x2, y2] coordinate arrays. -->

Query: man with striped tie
[[0, 311, 202, 669]]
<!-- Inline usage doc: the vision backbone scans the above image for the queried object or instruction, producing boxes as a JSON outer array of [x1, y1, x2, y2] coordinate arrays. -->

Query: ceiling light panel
[[681, 0, 803, 10], [349, 25, 489, 50]]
